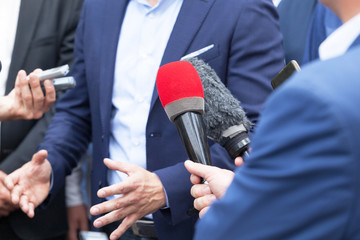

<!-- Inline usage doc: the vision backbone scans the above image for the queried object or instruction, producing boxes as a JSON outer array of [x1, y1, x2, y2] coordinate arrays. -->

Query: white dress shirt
[[319, 13, 360, 60], [273, 0, 282, 7], [0, 0, 21, 96], [108, 0, 183, 200]]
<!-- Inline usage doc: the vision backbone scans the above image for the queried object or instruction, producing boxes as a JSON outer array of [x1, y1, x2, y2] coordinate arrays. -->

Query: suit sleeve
[[194, 81, 354, 239], [39, 2, 92, 200]]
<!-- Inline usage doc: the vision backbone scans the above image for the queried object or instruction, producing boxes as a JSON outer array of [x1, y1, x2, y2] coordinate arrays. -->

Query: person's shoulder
[[303, 46, 360, 85], [275, 46, 360, 112], [278, 0, 316, 10]]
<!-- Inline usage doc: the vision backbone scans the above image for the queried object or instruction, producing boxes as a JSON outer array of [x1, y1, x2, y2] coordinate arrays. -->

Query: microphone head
[[186, 57, 252, 142], [156, 61, 204, 122]]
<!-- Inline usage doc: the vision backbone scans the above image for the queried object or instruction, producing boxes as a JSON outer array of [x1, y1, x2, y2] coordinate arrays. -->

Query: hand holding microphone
[[156, 61, 212, 166], [0, 69, 56, 121]]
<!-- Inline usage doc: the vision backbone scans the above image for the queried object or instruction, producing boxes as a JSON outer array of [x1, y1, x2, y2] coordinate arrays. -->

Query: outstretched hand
[[5, 149, 52, 218], [90, 159, 166, 240]]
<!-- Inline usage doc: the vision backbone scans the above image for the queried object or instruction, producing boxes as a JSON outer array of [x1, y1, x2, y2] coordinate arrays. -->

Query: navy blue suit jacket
[[40, 0, 284, 239], [195, 45, 360, 239]]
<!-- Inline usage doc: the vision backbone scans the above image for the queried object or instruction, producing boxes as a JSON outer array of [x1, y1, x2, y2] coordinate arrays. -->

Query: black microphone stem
[[173, 112, 212, 166]]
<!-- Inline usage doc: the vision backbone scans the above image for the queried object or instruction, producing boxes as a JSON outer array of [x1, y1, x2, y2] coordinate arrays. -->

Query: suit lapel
[[6, 0, 44, 92], [99, 0, 130, 134], [149, 0, 216, 111]]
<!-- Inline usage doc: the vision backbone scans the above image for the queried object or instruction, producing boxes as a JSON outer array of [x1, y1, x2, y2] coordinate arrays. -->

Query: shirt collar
[[319, 13, 360, 60], [134, 0, 165, 11]]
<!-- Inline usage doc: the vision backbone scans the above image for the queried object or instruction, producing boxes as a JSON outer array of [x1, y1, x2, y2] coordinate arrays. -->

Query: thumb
[[184, 160, 218, 180], [32, 150, 48, 165]]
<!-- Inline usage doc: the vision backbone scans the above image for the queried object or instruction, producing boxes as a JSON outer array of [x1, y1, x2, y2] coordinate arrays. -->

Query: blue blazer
[[195, 45, 360, 239], [40, 0, 284, 239]]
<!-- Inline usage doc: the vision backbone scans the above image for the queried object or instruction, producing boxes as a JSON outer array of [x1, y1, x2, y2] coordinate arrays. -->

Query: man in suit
[[4, 0, 284, 239], [0, 0, 84, 239], [185, 0, 360, 239]]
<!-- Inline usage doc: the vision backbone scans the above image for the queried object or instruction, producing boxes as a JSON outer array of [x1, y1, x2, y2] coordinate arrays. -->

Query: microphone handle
[[173, 112, 212, 166]]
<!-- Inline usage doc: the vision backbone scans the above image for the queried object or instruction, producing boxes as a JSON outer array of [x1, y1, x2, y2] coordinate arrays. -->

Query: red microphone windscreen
[[156, 61, 204, 108]]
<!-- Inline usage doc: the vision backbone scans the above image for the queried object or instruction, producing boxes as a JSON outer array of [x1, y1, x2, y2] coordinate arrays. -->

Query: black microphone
[[156, 61, 212, 166], [187, 57, 252, 159]]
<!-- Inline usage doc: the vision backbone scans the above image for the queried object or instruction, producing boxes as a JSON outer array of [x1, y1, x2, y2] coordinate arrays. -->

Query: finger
[[90, 196, 132, 216], [32, 68, 43, 74], [110, 215, 138, 240], [199, 206, 210, 218], [27, 202, 35, 218], [97, 181, 132, 198], [234, 157, 244, 167], [19, 71, 35, 115], [15, 70, 27, 86], [190, 184, 211, 198], [20, 195, 35, 218], [190, 173, 202, 185], [32, 150, 48, 165], [184, 160, 218, 180], [10, 183, 24, 205], [28, 73, 45, 118], [193, 194, 216, 213], [19, 195, 35, 218], [93, 208, 127, 228], [103, 158, 138, 175], [14, 70, 26, 95], [4, 171, 20, 191], [43, 79, 56, 111], [19, 194, 29, 214]]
